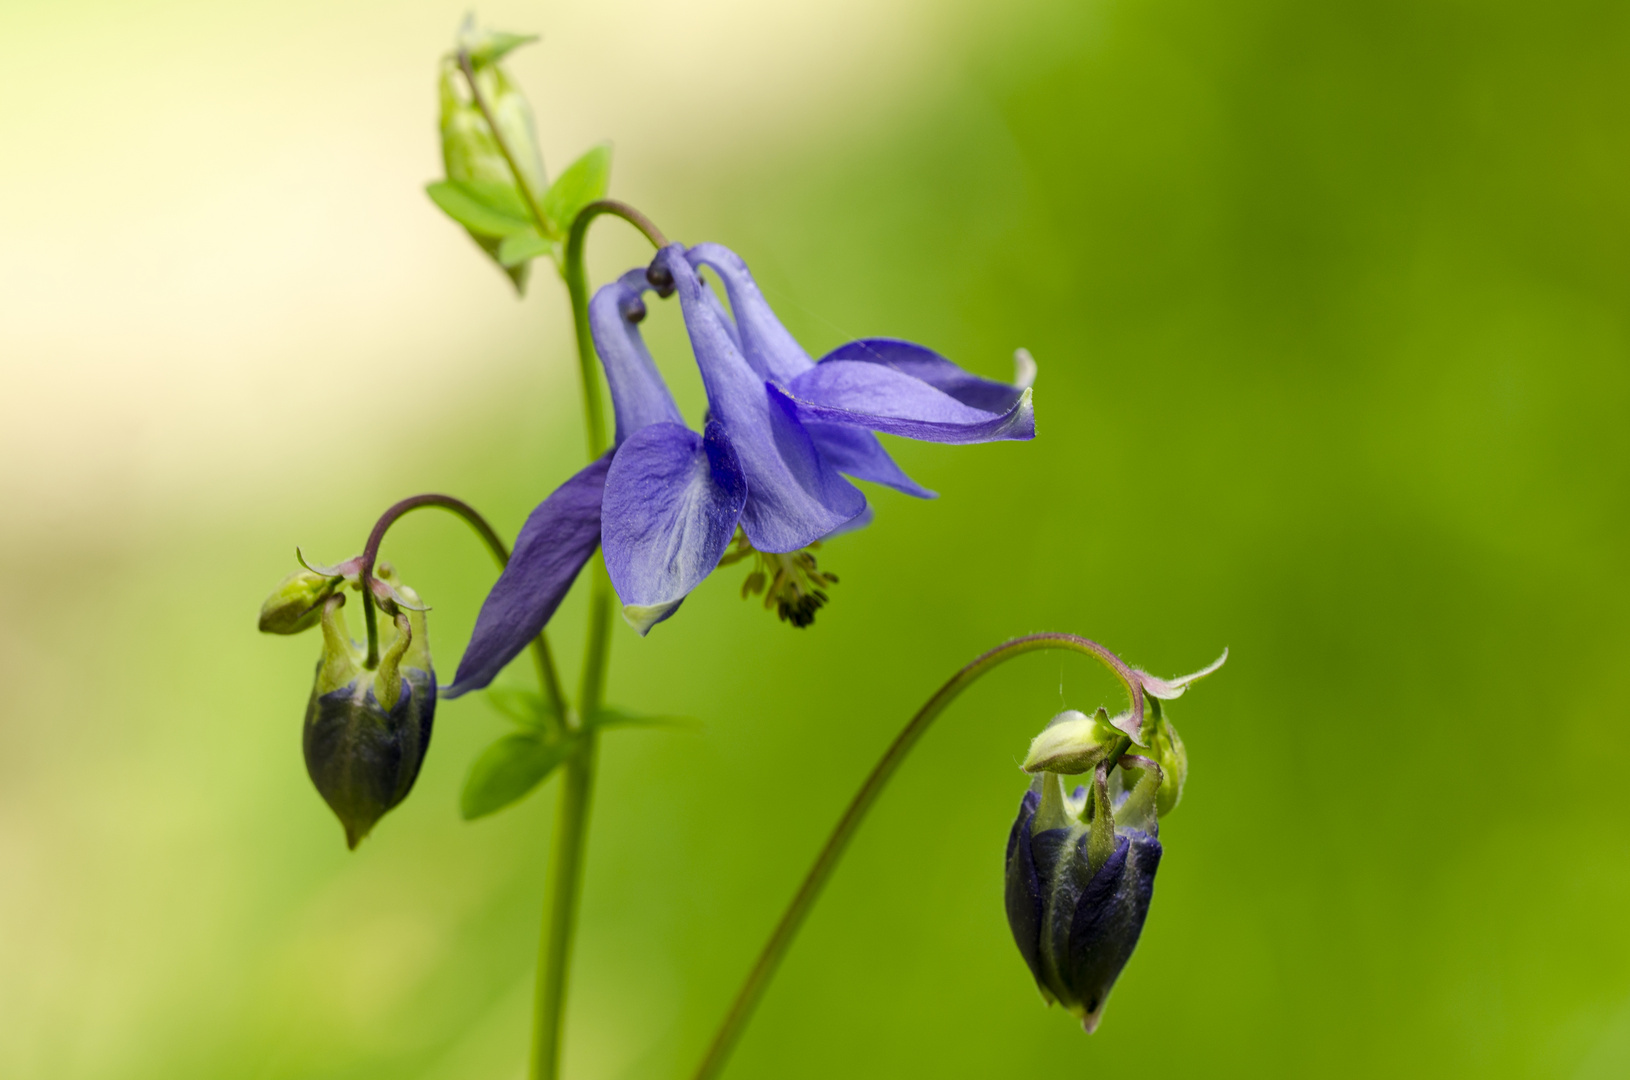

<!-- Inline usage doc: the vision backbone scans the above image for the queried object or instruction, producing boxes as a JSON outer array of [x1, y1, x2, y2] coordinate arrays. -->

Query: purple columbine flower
[[447, 243, 1035, 696]]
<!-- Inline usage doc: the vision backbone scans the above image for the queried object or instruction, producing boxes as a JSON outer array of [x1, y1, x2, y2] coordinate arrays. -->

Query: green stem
[[689, 633, 1145, 1080], [529, 201, 666, 1080], [531, 560, 614, 1080], [532, 729, 597, 1080], [354, 493, 565, 721]]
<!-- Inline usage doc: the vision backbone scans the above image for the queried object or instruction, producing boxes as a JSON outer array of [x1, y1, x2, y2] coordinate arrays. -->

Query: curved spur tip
[[1013, 347, 1038, 390]]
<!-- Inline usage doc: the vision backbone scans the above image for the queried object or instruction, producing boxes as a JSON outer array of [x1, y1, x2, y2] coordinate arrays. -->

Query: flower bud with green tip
[[302, 578, 437, 849], [1005, 651, 1225, 1032], [257, 568, 340, 635]]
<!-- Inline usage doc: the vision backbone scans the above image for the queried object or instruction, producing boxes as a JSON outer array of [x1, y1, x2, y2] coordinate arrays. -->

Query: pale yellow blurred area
[[0, 0, 994, 1075], [0, 0, 961, 536]]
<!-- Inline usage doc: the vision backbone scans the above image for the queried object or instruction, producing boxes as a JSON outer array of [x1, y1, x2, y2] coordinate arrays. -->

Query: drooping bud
[[1005, 763, 1162, 1033], [257, 568, 339, 635], [1004, 650, 1225, 1033], [302, 578, 436, 849]]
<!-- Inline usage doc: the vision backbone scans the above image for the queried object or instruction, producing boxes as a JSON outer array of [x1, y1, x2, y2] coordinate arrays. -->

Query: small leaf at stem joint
[[541, 143, 612, 240], [498, 228, 556, 268], [589, 706, 701, 733], [482, 686, 561, 731], [461, 730, 573, 820], [426, 180, 532, 238]]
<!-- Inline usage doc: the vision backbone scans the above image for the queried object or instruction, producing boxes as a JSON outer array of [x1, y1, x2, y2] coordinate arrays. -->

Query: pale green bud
[[1022, 708, 1127, 775], [257, 569, 339, 635]]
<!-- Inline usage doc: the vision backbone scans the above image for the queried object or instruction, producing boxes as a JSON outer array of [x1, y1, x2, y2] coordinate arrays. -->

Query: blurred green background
[[3, 0, 1628, 1076]]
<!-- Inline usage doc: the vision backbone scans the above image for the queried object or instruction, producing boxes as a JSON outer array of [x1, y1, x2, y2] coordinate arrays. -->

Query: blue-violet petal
[[685, 242, 814, 384], [658, 244, 866, 552], [590, 268, 685, 446], [818, 338, 1033, 414], [601, 419, 747, 635], [777, 361, 1035, 444], [447, 455, 611, 696], [803, 422, 936, 499]]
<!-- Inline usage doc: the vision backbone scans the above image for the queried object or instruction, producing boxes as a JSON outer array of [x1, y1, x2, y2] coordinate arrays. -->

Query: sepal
[[1135, 649, 1228, 700]]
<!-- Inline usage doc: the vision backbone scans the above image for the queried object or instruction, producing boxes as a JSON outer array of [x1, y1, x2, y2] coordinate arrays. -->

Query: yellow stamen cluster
[[718, 529, 838, 628]]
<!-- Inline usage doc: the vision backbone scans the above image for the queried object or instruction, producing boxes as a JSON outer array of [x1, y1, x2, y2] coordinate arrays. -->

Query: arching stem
[[563, 199, 668, 459], [355, 493, 567, 723], [689, 633, 1146, 1080]]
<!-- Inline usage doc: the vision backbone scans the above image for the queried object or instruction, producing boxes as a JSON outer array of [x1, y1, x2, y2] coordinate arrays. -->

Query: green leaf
[[425, 180, 531, 238], [482, 686, 560, 732], [498, 228, 556, 268], [541, 143, 612, 237], [589, 707, 702, 733], [459, 29, 539, 68], [461, 730, 573, 820]]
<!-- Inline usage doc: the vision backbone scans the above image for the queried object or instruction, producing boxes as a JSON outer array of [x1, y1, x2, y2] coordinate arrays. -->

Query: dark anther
[[620, 296, 648, 323], [646, 260, 676, 298], [777, 590, 828, 628]]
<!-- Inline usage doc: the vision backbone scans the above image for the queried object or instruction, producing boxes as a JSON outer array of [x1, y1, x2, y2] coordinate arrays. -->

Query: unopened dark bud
[[302, 585, 437, 849], [1005, 764, 1162, 1032]]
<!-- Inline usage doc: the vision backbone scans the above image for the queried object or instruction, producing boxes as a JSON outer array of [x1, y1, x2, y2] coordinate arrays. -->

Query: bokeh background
[[3, 0, 1628, 1076]]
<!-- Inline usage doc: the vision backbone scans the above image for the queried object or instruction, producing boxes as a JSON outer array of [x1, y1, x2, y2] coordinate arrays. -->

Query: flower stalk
[[355, 494, 566, 721], [452, 50, 672, 1078], [564, 199, 668, 459], [529, 202, 667, 1080], [689, 633, 1144, 1080]]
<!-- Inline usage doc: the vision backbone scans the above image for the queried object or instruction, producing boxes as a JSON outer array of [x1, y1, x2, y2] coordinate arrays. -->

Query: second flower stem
[[689, 633, 1145, 1080]]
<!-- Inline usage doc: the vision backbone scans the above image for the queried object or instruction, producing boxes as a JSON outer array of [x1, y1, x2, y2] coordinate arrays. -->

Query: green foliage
[[424, 180, 532, 238], [540, 143, 612, 241], [430, 29, 613, 290], [497, 228, 556, 268], [461, 729, 573, 820], [457, 24, 538, 68], [460, 691, 694, 819]]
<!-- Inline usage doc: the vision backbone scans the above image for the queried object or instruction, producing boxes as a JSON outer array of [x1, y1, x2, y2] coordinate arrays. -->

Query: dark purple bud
[[302, 590, 437, 848], [1004, 780, 1161, 1032]]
